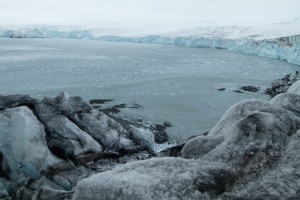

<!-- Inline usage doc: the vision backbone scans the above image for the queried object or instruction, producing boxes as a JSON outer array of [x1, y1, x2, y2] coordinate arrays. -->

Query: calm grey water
[[0, 38, 298, 141]]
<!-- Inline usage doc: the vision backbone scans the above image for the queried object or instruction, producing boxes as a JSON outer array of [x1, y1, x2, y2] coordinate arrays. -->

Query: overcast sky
[[0, 0, 299, 25]]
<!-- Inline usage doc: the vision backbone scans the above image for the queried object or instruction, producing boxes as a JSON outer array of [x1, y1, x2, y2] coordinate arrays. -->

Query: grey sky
[[0, 0, 299, 24]]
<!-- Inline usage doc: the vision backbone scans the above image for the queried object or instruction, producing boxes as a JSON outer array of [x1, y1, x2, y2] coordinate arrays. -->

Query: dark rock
[[163, 121, 172, 127], [0, 94, 37, 110], [32, 186, 73, 200], [155, 124, 166, 131], [101, 103, 127, 114], [265, 71, 300, 97], [45, 115, 102, 159], [14, 186, 34, 200], [154, 130, 168, 144], [74, 152, 121, 164], [233, 90, 243, 93], [128, 102, 142, 109], [202, 131, 209, 136], [240, 85, 260, 92], [157, 143, 185, 157], [89, 99, 113, 105], [218, 88, 226, 91]]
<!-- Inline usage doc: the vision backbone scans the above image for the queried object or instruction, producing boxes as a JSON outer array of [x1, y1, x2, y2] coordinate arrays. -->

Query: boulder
[[240, 85, 260, 92], [0, 94, 37, 110], [287, 79, 300, 95], [0, 106, 62, 181], [73, 158, 233, 200], [270, 92, 300, 116], [45, 115, 102, 159]]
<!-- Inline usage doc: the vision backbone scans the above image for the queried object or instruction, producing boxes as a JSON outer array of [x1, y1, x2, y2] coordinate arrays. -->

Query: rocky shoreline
[[0, 92, 170, 199], [1, 78, 300, 199]]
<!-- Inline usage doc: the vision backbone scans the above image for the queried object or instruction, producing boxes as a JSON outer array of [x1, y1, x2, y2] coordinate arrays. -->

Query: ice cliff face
[[0, 22, 299, 65]]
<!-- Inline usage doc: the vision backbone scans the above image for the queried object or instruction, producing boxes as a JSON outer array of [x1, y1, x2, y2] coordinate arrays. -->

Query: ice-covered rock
[[73, 158, 232, 200], [182, 99, 300, 159], [287, 79, 300, 95], [129, 126, 156, 153], [75, 110, 125, 151], [0, 93, 159, 199], [221, 130, 300, 199], [270, 92, 300, 116], [0, 106, 62, 180], [2, 85, 300, 199], [45, 115, 103, 158], [73, 94, 300, 199]]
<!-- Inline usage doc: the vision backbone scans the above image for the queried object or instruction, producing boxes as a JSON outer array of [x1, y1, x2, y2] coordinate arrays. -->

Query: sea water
[[0, 38, 298, 141]]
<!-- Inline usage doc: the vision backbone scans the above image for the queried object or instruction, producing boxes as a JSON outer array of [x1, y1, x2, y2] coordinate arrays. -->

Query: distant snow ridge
[[0, 22, 300, 65]]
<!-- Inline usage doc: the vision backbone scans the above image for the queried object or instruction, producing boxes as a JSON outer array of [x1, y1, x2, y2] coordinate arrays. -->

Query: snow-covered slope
[[0, 22, 300, 65]]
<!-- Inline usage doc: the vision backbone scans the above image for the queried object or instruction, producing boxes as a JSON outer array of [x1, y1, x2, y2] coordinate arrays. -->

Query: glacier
[[0, 22, 300, 65]]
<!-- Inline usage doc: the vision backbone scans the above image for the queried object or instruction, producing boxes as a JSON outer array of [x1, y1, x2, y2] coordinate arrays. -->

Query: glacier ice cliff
[[0, 23, 300, 65]]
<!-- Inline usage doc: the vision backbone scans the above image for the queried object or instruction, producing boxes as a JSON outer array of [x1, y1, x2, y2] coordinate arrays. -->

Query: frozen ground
[[0, 38, 298, 142]]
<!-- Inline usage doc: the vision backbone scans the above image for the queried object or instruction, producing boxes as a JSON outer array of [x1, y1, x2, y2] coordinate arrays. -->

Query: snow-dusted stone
[[287, 79, 300, 95], [75, 110, 125, 150], [35, 93, 134, 153], [34, 92, 92, 122], [51, 165, 90, 191], [221, 130, 300, 199], [182, 99, 300, 160], [270, 93, 300, 116], [73, 158, 233, 200], [45, 115, 103, 158], [54, 92, 93, 116], [32, 186, 73, 200], [0, 94, 37, 110], [0, 106, 62, 180], [129, 125, 156, 153]]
